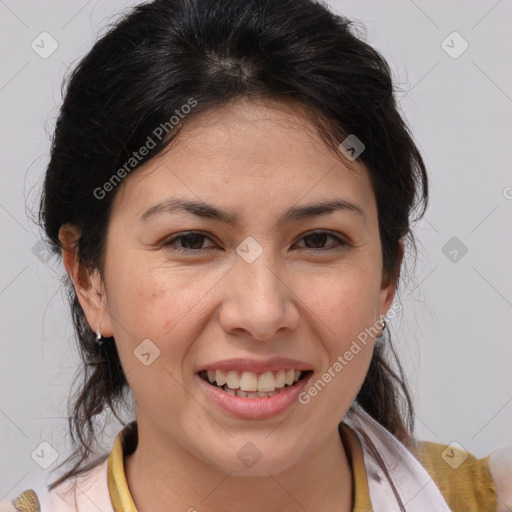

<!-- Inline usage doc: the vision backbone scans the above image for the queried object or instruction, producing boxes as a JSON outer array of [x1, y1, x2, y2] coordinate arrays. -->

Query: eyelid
[[162, 229, 349, 253], [161, 231, 217, 252], [293, 230, 349, 250]]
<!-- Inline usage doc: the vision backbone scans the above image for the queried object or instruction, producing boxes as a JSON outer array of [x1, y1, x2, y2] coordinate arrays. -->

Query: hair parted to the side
[[37, 0, 427, 492]]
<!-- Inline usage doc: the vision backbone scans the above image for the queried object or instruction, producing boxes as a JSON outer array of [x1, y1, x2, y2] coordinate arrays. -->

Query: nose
[[218, 248, 300, 341]]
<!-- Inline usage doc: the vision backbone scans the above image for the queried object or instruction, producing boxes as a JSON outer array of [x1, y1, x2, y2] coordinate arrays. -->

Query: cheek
[[300, 264, 380, 398], [107, 252, 194, 327], [302, 263, 382, 338], [107, 265, 202, 409], [106, 258, 216, 367], [300, 271, 377, 412]]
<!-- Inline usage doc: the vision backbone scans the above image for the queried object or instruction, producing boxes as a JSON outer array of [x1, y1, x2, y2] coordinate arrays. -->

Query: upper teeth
[[205, 369, 303, 392]]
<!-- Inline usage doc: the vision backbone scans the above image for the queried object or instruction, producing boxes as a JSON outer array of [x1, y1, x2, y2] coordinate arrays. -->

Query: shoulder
[[413, 439, 512, 512], [1, 456, 112, 512]]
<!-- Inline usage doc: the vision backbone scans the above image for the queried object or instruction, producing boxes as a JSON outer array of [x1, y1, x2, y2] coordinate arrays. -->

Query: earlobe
[[58, 223, 113, 338]]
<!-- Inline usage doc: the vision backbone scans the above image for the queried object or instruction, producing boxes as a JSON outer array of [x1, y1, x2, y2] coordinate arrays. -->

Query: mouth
[[198, 368, 314, 399]]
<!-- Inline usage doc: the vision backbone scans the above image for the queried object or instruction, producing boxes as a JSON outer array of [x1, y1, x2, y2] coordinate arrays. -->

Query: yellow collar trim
[[339, 422, 373, 511], [107, 421, 138, 512]]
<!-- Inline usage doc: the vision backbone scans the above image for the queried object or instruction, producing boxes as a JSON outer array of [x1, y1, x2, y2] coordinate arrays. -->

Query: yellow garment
[[339, 423, 373, 511], [108, 421, 138, 512], [411, 439, 497, 511], [10, 420, 499, 512], [11, 490, 40, 512]]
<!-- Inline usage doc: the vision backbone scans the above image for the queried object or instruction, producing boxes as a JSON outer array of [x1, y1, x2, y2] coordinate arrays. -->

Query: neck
[[124, 416, 353, 512]]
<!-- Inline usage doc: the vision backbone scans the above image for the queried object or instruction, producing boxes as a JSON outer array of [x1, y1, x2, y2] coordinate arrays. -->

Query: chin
[[202, 443, 299, 477]]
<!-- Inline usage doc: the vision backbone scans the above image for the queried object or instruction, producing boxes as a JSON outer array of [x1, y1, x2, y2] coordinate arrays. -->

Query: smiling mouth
[[198, 369, 314, 398]]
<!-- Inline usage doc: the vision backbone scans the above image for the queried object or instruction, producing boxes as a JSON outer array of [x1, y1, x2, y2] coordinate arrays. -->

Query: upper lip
[[197, 357, 313, 374]]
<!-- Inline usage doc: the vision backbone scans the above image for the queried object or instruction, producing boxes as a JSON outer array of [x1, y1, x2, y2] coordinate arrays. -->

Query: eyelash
[[162, 230, 348, 254]]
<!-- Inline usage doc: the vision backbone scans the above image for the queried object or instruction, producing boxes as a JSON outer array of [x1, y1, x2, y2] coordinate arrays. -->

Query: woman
[[3, 0, 510, 511]]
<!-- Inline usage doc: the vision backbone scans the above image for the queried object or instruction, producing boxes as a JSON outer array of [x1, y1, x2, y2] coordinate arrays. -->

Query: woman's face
[[71, 97, 397, 475]]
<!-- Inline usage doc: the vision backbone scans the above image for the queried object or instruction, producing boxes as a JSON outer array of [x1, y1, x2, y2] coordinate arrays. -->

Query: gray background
[[1, 0, 511, 500]]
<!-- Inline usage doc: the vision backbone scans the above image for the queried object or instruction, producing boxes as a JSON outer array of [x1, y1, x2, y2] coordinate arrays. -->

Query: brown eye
[[162, 230, 348, 255], [294, 231, 347, 251], [163, 232, 217, 252]]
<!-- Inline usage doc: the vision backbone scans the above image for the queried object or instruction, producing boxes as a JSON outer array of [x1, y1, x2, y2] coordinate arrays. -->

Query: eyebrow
[[139, 197, 367, 225]]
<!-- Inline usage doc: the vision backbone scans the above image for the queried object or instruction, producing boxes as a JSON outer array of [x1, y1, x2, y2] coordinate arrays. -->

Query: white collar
[[345, 407, 452, 511], [33, 457, 112, 512]]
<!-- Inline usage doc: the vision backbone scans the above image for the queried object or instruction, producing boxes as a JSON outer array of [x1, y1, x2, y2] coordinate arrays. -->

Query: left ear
[[378, 238, 404, 316]]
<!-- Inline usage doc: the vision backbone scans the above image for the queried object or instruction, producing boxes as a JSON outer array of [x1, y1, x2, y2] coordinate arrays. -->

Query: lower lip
[[196, 372, 313, 420]]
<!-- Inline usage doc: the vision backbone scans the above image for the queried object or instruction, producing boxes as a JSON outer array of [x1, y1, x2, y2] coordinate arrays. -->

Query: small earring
[[379, 315, 387, 336], [95, 328, 103, 346]]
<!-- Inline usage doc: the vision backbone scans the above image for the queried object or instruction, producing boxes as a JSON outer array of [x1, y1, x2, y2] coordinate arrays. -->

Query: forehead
[[110, 98, 376, 224]]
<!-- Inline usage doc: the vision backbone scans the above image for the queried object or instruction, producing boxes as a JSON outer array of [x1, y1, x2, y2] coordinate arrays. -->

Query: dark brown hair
[[37, 0, 426, 492]]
